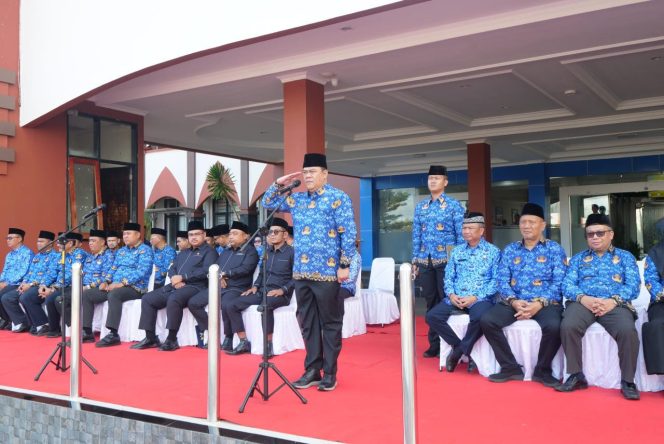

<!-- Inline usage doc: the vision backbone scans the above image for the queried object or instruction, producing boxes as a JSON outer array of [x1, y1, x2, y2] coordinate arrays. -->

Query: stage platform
[[0, 318, 661, 443]]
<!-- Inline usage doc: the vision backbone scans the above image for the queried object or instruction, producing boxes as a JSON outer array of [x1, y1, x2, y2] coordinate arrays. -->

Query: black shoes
[[423, 346, 440, 358], [620, 380, 640, 400], [226, 339, 251, 355], [467, 358, 477, 373], [445, 347, 463, 372], [46, 329, 62, 338], [532, 372, 560, 388], [488, 368, 525, 383], [96, 332, 121, 348], [221, 336, 233, 352], [158, 338, 180, 352], [555, 372, 588, 392], [0, 319, 8, 330], [82, 332, 96, 343], [130, 337, 162, 350], [292, 369, 322, 389], [318, 374, 337, 391], [12, 323, 30, 333]]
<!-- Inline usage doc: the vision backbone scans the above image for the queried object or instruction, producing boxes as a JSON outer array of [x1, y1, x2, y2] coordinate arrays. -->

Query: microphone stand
[[238, 188, 307, 413], [35, 208, 100, 381]]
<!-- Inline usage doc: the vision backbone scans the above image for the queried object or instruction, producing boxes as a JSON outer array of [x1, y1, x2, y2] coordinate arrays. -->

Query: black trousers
[[54, 287, 72, 327], [648, 301, 664, 323], [560, 302, 639, 382], [480, 302, 563, 375], [82, 287, 141, 330], [426, 300, 493, 356], [228, 292, 290, 335], [418, 263, 446, 350], [188, 289, 211, 331], [0, 285, 19, 322], [138, 284, 201, 332], [18, 287, 51, 327], [220, 289, 243, 335], [295, 280, 343, 376], [1, 287, 28, 325]]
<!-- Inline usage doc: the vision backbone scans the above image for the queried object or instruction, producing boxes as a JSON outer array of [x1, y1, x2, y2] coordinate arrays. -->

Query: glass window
[[69, 159, 101, 231], [100, 120, 133, 163], [67, 114, 95, 158], [213, 198, 231, 225], [100, 162, 134, 231]]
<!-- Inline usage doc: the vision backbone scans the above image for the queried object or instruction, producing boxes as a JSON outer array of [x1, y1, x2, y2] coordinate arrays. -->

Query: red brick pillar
[[467, 141, 492, 241]]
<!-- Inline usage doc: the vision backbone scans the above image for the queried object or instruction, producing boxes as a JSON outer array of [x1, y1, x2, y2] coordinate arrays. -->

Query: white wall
[[19, 0, 392, 126]]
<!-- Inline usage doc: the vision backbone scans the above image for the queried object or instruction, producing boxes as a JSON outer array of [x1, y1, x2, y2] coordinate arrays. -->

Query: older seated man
[[558, 213, 641, 400], [426, 212, 500, 372], [0, 228, 33, 330], [150, 227, 176, 290], [480, 203, 568, 386]]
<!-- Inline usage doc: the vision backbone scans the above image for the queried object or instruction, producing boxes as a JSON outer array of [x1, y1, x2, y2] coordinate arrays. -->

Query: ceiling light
[[564, 89, 577, 95], [500, 105, 510, 110], [650, 56, 663, 61], [413, 153, 426, 158], [340, 26, 353, 31], [458, 84, 472, 88]]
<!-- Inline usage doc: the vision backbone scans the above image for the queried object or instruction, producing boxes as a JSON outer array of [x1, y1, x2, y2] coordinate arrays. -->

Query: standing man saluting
[[412, 165, 464, 358], [262, 153, 357, 391]]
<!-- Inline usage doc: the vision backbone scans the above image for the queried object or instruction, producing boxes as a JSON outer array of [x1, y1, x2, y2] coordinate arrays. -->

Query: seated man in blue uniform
[[81, 223, 154, 347], [412, 165, 465, 359], [106, 231, 122, 252], [480, 203, 568, 386], [558, 213, 641, 400], [212, 224, 230, 254], [231, 217, 294, 356], [132, 220, 217, 351], [0, 227, 33, 330], [188, 221, 258, 352], [262, 153, 357, 392], [644, 217, 664, 322], [426, 212, 500, 372], [52, 230, 114, 337], [1, 230, 58, 333], [150, 227, 176, 290], [22, 232, 87, 337]]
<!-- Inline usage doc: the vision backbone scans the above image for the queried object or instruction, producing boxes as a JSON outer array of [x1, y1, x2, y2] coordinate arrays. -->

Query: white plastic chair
[[241, 293, 304, 355], [361, 257, 400, 325], [342, 271, 367, 338]]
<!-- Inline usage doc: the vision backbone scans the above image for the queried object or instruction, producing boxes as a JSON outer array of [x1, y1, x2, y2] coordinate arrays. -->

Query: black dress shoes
[[226, 339, 251, 355], [445, 347, 463, 372], [158, 338, 180, 352], [555, 372, 588, 392], [221, 336, 233, 352], [292, 369, 322, 389], [467, 358, 478, 373], [532, 372, 560, 388], [82, 332, 96, 343], [130, 337, 161, 350], [423, 346, 440, 358], [12, 323, 30, 333], [95, 332, 121, 348], [620, 380, 640, 400], [46, 329, 62, 338], [0, 319, 8, 330], [318, 374, 337, 391], [488, 368, 525, 383]]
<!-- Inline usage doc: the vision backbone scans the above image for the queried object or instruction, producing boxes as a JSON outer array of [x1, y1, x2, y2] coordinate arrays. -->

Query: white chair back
[[355, 268, 362, 294], [368, 257, 395, 294], [634, 259, 651, 309], [147, 265, 157, 292]]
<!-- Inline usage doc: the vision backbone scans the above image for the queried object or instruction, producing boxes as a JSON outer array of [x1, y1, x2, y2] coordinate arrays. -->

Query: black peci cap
[[521, 203, 544, 220], [231, 221, 250, 234], [586, 213, 612, 228], [302, 153, 327, 169], [123, 222, 141, 232], [38, 230, 55, 241]]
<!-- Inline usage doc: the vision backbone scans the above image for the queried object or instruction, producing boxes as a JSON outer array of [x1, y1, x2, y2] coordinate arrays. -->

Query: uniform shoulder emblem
[[287, 196, 295, 207], [332, 199, 341, 209], [612, 255, 621, 265]]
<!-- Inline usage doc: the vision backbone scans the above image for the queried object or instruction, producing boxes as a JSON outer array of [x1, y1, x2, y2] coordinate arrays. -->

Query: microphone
[[277, 180, 301, 195], [83, 203, 106, 219]]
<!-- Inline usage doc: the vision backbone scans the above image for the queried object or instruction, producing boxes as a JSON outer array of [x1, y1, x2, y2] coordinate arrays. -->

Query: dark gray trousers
[[560, 302, 639, 382], [82, 287, 141, 330], [138, 284, 200, 332]]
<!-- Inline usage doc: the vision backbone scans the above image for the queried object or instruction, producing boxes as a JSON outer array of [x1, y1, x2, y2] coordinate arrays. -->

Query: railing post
[[70, 262, 83, 405], [399, 263, 418, 444], [207, 264, 220, 427]]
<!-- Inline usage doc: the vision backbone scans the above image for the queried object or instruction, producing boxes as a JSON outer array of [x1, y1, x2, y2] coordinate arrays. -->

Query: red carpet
[[1, 319, 662, 443]]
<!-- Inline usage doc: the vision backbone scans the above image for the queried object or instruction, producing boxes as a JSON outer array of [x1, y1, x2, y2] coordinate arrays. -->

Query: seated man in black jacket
[[231, 217, 294, 356], [131, 221, 218, 351], [188, 221, 258, 352]]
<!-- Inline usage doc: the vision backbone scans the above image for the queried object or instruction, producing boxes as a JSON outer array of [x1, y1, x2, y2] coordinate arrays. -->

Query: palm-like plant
[[206, 161, 240, 221]]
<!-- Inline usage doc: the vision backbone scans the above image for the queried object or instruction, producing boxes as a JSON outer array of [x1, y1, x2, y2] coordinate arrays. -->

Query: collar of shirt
[[307, 183, 329, 197], [427, 194, 447, 204], [519, 238, 547, 249], [586, 245, 616, 258]]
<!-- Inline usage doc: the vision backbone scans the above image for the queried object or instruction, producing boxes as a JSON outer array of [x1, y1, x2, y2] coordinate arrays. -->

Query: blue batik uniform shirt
[[444, 238, 500, 305], [52, 248, 88, 289], [262, 182, 357, 282], [83, 248, 115, 288], [0, 245, 33, 286], [563, 246, 640, 306], [22, 249, 60, 287], [644, 255, 664, 302], [341, 252, 362, 295], [498, 239, 568, 305], [153, 244, 176, 285], [105, 243, 154, 293], [215, 245, 226, 255], [412, 194, 464, 267]]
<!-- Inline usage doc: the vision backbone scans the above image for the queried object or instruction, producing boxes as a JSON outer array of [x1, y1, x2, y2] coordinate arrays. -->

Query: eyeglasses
[[6, 236, 20, 240], [585, 230, 610, 239], [267, 229, 285, 235]]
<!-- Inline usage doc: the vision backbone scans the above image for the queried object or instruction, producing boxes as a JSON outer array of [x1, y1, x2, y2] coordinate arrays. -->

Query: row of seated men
[[424, 203, 664, 401], [0, 218, 361, 358]]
